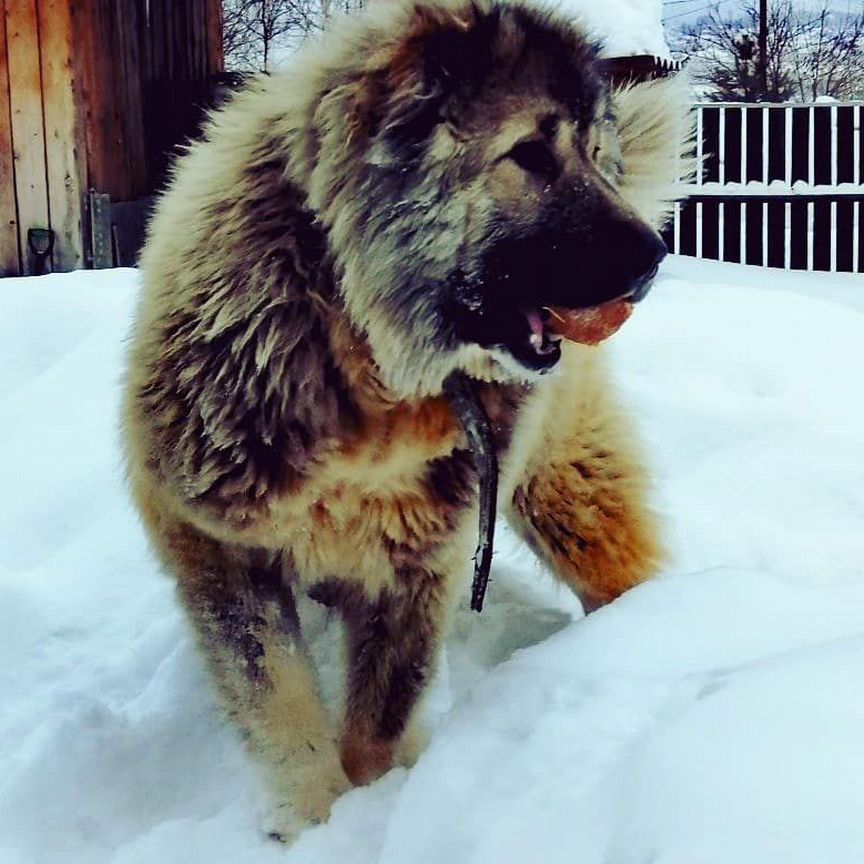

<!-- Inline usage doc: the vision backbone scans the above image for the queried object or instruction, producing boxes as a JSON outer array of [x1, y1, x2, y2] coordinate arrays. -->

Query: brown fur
[[506, 346, 663, 611], [123, 0, 691, 842]]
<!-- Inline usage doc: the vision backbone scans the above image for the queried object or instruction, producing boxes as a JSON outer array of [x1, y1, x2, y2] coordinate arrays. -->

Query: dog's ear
[[612, 74, 697, 228], [367, 1, 498, 165]]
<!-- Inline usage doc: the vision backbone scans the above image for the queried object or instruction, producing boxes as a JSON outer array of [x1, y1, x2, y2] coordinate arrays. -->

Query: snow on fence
[[671, 102, 864, 274]]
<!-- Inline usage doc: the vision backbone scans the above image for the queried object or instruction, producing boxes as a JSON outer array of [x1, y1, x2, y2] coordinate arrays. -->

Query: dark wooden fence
[[670, 102, 863, 274]]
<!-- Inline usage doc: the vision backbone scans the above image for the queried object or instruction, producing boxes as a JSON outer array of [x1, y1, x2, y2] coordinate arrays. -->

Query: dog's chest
[[276, 383, 526, 588]]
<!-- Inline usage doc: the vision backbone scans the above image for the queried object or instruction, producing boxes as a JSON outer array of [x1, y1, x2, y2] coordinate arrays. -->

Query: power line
[[663, 4, 715, 23], [662, 0, 737, 23]]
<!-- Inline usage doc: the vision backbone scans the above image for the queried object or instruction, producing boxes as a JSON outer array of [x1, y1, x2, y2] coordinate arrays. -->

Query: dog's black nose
[[625, 229, 666, 303]]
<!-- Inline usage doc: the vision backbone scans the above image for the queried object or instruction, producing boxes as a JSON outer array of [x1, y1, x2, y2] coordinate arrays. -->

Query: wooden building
[[0, 0, 223, 276]]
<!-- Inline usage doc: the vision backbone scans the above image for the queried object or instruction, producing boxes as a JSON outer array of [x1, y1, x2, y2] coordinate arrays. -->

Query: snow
[[2, 255, 864, 863], [552, 0, 671, 59], [682, 179, 864, 198]]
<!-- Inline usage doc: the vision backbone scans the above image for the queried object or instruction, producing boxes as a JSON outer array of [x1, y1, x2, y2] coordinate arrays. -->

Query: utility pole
[[758, 0, 768, 98]]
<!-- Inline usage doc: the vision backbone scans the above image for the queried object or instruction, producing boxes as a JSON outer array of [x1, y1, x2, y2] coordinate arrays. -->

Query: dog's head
[[296, 0, 691, 395]]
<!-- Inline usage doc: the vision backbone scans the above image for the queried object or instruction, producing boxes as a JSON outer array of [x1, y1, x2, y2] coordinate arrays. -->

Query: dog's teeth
[[525, 309, 545, 351]]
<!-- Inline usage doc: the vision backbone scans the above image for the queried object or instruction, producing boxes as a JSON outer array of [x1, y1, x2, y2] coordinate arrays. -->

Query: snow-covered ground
[[1, 256, 863, 864]]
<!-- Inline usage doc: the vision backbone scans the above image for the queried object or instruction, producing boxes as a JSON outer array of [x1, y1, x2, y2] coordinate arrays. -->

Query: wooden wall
[[141, 0, 225, 194], [71, 0, 224, 203], [0, 5, 19, 274], [1, 0, 84, 276], [0, 0, 223, 277]]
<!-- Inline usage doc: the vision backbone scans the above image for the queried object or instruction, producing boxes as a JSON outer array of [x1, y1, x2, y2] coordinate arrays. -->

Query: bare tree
[[671, 1, 864, 103], [790, 5, 864, 101], [222, 0, 365, 71]]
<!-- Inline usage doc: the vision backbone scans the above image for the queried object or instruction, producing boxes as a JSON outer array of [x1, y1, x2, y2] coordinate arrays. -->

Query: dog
[[123, 0, 691, 840]]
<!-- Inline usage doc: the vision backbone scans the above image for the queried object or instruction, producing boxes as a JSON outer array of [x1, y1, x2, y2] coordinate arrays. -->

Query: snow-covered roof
[[552, 0, 671, 59]]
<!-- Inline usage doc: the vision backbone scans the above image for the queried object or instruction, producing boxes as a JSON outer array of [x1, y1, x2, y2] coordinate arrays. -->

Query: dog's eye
[[507, 140, 559, 179]]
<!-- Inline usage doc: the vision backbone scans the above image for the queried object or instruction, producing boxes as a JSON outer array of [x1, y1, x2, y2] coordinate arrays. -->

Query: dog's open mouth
[[506, 300, 634, 371], [507, 307, 563, 371], [448, 268, 652, 375]]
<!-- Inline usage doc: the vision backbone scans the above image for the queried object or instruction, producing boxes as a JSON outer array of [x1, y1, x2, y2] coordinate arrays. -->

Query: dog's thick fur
[[123, 0, 691, 840]]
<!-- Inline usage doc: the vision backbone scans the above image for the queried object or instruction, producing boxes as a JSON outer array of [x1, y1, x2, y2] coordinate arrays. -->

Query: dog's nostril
[[627, 261, 661, 303], [644, 238, 666, 276], [624, 226, 666, 284], [625, 242, 664, 304]]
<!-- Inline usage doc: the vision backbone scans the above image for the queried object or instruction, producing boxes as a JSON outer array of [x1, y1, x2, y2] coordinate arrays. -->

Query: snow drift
[[1, 256, 863, 864]]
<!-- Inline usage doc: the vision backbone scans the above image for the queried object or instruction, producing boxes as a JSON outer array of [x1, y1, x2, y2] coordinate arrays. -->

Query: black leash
[[443, 372, 498, 613]]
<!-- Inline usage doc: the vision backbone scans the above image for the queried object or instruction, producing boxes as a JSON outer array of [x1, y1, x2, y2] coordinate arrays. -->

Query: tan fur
[[123, 0, 690, 842], [506, 345, 664, 611], [613, 73, 698, 228]]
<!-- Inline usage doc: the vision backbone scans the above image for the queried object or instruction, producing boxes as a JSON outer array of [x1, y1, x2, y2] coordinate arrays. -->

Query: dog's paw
[[340, 733, 394, 786], [262, 802, 307, 845], [261, 754, 352, 843]]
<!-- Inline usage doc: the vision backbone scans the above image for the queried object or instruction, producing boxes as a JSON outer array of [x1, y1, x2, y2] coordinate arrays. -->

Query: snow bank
[[553, 0, 670, 59], [1, 256, 863, 864]]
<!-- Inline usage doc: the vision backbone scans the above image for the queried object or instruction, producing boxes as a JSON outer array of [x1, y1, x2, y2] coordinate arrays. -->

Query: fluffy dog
[[123, 0, 691, 840]]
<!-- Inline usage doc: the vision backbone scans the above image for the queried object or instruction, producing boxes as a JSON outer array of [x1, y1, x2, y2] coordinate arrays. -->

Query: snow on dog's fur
[[123, 0, 691, 842]]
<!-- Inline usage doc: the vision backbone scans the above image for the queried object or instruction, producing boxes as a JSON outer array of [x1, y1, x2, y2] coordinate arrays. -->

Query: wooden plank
[[106, 0, 131, 198], [115, 0, 147, 198], [97, 0, 130, 198], [187, 0, 199, 77], [37, 0, 85, 271], [71, 0, 125, 201], [0, 0, 22, 275], [6, 0, 49, 276], [70, 0, 103, 199], [206, 0, 224, 73], [142, 0, 200, 191]]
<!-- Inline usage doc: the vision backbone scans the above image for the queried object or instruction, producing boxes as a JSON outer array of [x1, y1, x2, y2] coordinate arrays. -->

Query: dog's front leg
[[506, 345, 665, 612], [332, 568, 446, 786]]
